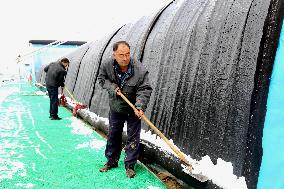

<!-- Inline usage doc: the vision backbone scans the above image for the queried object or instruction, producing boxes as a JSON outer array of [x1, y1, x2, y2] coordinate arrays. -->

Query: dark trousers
[[47, 86, 59, 117], [105, 111, 141, 169]]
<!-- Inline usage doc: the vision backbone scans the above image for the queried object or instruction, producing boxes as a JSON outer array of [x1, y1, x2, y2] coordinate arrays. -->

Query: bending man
[[44, 58, 69, 120]]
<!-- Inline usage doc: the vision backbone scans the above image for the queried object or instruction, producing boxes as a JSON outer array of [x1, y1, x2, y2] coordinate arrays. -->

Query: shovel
[[59, 94, 67, 106], [63, 87, 86, 116], [63, 87, 76, 102], [59, 87, 67, 106], [117, 91, 208, 182]]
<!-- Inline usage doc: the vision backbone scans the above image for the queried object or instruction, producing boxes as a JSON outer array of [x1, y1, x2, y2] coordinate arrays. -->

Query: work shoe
[[99, 164, 118, 172], [50, 116, 62, 120], [126, 168, 136, 178]]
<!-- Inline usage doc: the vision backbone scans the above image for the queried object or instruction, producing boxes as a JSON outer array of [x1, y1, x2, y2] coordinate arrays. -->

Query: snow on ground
[[0, 86, 19, 103], [75, 139, 106, 150], [14, 183, 34, 188], [68, 117, 94, 135]]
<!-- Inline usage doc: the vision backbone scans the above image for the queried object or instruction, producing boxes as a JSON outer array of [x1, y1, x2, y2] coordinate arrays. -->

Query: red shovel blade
[[60, 94, 67, 106], [72, 103, 87, 116]]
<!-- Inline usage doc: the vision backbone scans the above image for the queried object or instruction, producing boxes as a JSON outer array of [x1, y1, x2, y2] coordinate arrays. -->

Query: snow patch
[[69, 117, 93, 135], [0, 160, 27, 181], [182, 155, 247, 189], [15, 183, 34, 188], [75, 139, 106, 150], [147, 186, 161, 189], [83, 109, 109, 126], [0, 87, 18, 103]]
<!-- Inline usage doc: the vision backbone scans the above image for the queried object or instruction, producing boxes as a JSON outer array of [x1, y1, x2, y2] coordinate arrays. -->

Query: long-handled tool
[[59, 87, 67, 106], [63, 87, 86, 116], [63, 87, 76, 102], [117, 91, 208, 182]]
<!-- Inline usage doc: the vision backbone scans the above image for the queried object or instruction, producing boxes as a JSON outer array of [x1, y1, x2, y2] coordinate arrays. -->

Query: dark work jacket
[[98, 58, 152, 114], [44, 61, 67, 88]]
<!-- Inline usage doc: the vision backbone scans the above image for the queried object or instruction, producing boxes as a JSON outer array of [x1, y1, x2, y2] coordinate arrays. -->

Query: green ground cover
[[0, 82, 166, 189]]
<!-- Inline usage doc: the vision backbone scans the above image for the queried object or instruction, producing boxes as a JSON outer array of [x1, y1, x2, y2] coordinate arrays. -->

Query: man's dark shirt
[[44, 62, 67, 88]]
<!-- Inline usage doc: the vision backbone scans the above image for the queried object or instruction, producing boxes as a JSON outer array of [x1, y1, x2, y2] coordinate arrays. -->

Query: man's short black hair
[[61, 58, 70, 64], [113, 41, 130, 51]]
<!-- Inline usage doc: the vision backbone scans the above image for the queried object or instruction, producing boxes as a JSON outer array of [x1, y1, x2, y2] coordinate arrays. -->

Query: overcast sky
[[0, 0, 171, 74]]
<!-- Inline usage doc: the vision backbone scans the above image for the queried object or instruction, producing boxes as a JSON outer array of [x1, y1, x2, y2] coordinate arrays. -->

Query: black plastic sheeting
[[243, 0, 284, 187], [72, 29, 122, 106], [37, 0, 284, 188], [64, 43, 90, 98], [150, 0, 261, 174]]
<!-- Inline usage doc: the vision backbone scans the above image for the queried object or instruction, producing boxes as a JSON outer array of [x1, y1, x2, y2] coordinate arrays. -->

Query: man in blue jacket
[[44, 58, 69, 120], [98, 41, 152, 178]]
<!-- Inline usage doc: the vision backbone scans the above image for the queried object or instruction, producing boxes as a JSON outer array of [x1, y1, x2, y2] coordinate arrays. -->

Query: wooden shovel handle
[[64, 87, 76, 102], [118, 92, 192, 168]]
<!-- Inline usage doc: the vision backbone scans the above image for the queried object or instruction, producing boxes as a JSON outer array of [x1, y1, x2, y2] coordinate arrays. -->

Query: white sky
[[0, 0, 171, 74]]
